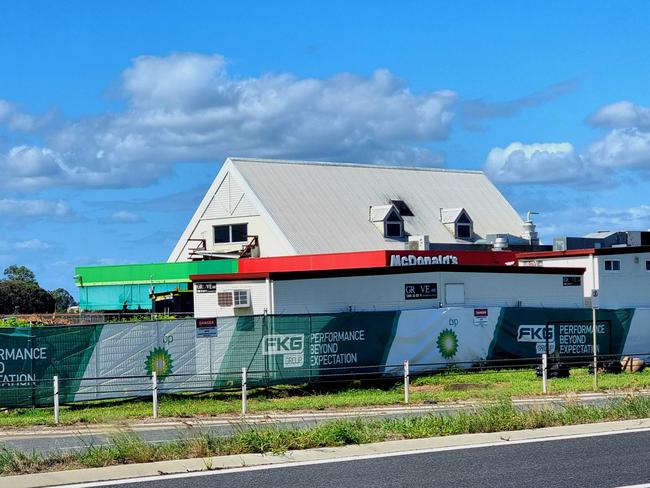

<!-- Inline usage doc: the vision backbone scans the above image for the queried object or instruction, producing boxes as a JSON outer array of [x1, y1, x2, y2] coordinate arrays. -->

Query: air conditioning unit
[[217, 289, 252, 308], [232, 289, 251, 308], [407, 235, 430, 250]]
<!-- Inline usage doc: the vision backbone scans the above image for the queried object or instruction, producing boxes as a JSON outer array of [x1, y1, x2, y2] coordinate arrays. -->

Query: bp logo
[[145, 347, 173, 380], [436, 328, 459, 359]]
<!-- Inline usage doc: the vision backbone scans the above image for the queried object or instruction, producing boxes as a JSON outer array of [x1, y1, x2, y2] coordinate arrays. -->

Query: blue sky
[[2, 1, 650, 293]]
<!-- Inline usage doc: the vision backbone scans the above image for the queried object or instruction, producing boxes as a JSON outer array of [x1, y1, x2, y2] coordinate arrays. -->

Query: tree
[[49, 288, 77, 312], [3, 265, 37, 285], [0, 280, 55, 314]]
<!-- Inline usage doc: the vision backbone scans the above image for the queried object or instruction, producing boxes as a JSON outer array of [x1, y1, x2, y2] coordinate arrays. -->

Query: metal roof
[[583, 231, 621, 239], [369, 205, 397, 222], [229, 157, 524, 254], [440, 207, 466, 224]]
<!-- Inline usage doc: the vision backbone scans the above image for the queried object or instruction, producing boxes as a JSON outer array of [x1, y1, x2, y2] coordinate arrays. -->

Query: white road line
[[613, 484, 650, 488], [54, 426, 650, 488]]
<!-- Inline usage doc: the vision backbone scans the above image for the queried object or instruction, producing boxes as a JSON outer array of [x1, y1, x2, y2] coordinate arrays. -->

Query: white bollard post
[[53, 376, 60, 425], [404, 360, 410, 404], [241, 367, 248, 415], [541, 354, 548, 394], [152, 372, 158, 419]]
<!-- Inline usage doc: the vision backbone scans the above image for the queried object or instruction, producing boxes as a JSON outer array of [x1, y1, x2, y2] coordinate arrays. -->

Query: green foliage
[[1, 397, 650, 476], [49, 288, 77, 312], [0, 317, 45, 328], [0, 280, 55, 314], [107, 314, 176, 323], [2, 368, 650, 427], [0, 265, 56, 314], [3, 265, 37, 285]]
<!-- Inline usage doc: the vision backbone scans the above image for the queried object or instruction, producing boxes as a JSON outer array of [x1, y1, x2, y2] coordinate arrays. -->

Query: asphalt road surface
[[81, 430, 650, 488]]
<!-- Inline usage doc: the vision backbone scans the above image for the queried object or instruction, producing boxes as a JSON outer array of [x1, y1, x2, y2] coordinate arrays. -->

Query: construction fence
[[0, 306, 648, 408]]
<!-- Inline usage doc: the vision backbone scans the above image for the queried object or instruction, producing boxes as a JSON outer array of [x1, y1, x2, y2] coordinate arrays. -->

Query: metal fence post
[[53, 375, 60, 425], [404, 360, 410, 404], [592, 307, 598, 391], [242, 367, 248, 415], [152, 372, 158, 419], [541, 354, 548, 394]]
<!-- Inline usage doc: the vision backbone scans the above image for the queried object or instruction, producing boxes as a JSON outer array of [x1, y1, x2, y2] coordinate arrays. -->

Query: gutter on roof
[[517, 245, 650, 259], [191, 264, 585, 283], [229, 156, 484, 174]]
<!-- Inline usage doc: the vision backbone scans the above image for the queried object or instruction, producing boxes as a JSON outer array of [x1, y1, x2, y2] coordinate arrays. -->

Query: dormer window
[[441, 208, 474, 241], [370, 204, 404, 239], [385, 210, 403, 237], [456, 212, 472, 239]]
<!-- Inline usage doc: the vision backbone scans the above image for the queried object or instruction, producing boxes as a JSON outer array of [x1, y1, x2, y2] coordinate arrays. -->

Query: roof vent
[[521, 211, 539, 245], [493, 236, 509, 251]]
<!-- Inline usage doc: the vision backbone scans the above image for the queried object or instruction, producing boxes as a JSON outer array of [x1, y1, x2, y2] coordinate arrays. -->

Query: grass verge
[[1, 368, 650, 427], [1, 396, 650, 476]]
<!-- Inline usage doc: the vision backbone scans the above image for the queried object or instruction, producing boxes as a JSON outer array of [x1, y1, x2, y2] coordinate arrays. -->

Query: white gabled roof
[[224, 157, 524, 254], [440, 207, 466, 224], [369, 205, 398, 222]]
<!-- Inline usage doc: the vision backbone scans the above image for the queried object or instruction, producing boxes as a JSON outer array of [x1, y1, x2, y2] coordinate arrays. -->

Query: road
[[75, 430, 650, 488], [1, 391, 642, 455]]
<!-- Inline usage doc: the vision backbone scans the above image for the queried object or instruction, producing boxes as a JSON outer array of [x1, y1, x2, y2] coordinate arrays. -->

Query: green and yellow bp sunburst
[[436, 328, 459, 359], [145, 347, 173, 380]]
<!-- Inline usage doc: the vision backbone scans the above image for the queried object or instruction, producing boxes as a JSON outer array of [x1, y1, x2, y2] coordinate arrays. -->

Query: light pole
[[590, 253, 599, 391]]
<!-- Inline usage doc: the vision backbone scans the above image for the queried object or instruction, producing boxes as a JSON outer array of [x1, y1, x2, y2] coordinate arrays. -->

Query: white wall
[[271, 270, 584, 314], [520, 256, 594, 300], [191, 215, 290, 257], [194, 280, 268, 318], [596, 253, 650, 308], [170, 170, 294, 261], [521, 252, 650, 308]]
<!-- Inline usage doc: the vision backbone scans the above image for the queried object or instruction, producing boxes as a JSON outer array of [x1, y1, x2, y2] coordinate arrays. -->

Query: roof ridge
[[227, 157, 484, 175]]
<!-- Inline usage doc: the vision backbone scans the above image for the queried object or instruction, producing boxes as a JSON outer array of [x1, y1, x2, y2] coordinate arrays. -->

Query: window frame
[[456, 222, 472, 240], [604, 259, 621, 272], [233, 289, 250, 307], [383, 208, 404, 238], [385, 222, 403, 238], [213, 223, 249, 244]]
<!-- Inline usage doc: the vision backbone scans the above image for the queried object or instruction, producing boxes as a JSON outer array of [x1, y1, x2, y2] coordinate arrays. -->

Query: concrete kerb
[[6, 418, 650, 488]]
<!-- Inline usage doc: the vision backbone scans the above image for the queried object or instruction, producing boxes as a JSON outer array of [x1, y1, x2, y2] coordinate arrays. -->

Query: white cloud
[[488, 101, 650, 185], [587, 101, 650, 130], [484, 142, 587, 184], [581, 101, 650, 171], [0, 100, 54, 132], [462, 78, 579, 130], [587, 128, 650, 170], [0, 198, 73, 219], [109, 210, 142, 223], [0, 239, 52, 253], [0, 146, 67, 190], [589, 205, 650, 229], [0, 53, 457, 190], [535, 204, 650, 240], [13, 239, 51, 251], [95, 257, 132, 266]]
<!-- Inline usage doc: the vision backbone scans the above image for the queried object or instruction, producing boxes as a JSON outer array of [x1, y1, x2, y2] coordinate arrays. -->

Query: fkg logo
[[517, 325, 555, 343], [263, 334, 305, 355]]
